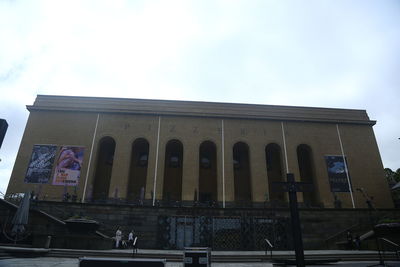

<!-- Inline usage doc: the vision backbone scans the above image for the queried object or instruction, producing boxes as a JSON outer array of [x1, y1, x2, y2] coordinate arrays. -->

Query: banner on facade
[[52, 146, 85, 186], [324, 155, 352, 192], [25, 144, 57, 184]]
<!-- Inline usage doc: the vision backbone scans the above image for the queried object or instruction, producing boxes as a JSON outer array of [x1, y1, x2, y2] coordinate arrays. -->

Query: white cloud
[[1, 0, 400, 194]]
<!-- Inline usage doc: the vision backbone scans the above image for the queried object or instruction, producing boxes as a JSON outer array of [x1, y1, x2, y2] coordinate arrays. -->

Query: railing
[[323, 213, 392, 248], [324, 223, 360, 247], [3, 193, 25, 203], [3, 193, 327, 209], [265, 238, 274, 259], [380, 238, 400, 260]]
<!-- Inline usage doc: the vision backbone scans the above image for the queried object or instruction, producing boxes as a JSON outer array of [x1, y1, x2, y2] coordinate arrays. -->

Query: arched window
[[265, 143, 285, 202], [233, 142, 252, 203], [199, 141, 217, 203], [92, 137, 116, 201], [297, 144, 319, 206], [163, 139, 183, 202], [127, 138, 149, 202]]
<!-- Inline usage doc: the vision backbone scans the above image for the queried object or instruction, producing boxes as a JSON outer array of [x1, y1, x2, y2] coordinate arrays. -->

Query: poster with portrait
[[25, 144, 57, 184], [325, 155, 352, 192], [52, 146, 85, 186]]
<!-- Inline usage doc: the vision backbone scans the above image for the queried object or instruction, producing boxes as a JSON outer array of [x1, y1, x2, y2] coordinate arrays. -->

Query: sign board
[[52, 146, 85, 186], [25, 145, 57, 184], [325, 155, 352, 192]]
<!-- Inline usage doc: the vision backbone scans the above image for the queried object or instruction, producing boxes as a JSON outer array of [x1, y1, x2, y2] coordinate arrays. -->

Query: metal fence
[[157, 215, 292, 250]]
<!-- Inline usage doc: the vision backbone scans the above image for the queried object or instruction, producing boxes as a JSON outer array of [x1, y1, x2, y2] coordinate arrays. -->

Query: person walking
[[355, 235, 361, 250], [346, 231, 353, 249], [129, 230, 138, 256], [128, 230, 135, 248], [115, 227, 122, 248]]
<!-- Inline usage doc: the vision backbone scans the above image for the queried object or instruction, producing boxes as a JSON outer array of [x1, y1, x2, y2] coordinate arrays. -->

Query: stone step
[[45, 249, 399, 262]]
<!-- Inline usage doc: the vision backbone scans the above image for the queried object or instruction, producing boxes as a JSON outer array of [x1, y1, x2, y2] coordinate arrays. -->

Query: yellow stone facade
[[6, 95, 393, 208]]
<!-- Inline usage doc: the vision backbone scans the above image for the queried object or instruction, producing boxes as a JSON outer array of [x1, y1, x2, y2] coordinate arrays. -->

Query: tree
[[385, 168, 396, 186], [395, 168, 400, 182], [385, 168, 400, 208]]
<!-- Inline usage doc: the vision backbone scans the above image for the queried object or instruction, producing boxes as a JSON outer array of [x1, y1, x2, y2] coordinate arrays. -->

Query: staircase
[[1, 247, 396, 263]]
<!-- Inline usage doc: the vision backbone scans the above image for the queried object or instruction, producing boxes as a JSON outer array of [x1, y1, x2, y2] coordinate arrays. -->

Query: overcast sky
[[0, 0, 399, 195]]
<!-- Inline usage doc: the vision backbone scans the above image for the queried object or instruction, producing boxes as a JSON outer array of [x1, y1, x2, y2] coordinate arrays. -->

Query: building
[[6, 95, 393, 209], [0, 118, 7, 149]]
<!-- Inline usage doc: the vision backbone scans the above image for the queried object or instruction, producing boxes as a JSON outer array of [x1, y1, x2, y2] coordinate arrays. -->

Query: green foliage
[[384, 168, 400, 184], [378, 218, 400, 224]]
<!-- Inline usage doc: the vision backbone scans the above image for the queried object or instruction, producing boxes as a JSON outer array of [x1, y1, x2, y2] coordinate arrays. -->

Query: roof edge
[[27, 95, 375, 125]]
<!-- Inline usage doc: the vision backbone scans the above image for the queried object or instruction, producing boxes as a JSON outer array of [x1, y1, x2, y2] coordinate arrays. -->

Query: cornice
[[26, 95, 376, 126]]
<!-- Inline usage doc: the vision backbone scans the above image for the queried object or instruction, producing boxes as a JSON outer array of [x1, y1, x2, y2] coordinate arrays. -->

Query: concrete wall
[[6, 96, 394, 209], [32, 201, 400, 250]]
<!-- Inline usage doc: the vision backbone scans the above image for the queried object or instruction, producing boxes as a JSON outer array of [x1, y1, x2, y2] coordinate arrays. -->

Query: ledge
[[26, 95, 376, 125]]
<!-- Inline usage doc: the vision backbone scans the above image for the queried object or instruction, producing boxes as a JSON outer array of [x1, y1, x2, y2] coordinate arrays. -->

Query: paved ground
[[0, 257, 399, 267], [1, 247, 399, 266]]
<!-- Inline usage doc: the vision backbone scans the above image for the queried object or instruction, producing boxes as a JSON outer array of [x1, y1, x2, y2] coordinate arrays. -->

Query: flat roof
[[27, 95, 375, 125]]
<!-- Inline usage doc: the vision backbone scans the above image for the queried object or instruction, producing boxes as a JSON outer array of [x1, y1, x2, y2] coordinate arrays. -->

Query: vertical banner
[[52, 146, 85, 186], [25, 145, 57, 184], [324, 155, 352, 192]]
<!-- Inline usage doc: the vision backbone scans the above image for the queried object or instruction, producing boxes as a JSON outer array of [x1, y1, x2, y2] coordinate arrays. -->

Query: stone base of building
[[0, 199, 113, 250], [22, 200, 399, 251]]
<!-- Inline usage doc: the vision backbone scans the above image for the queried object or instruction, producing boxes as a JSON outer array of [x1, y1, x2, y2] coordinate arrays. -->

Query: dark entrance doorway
[[157, 215, 291, 250], [233, 142, 252, 204], [163, 139, 183, 202], [297, 144, 319, 206], [92, 137, 115, 201], [199, 141, 217, 204], [127, 138, 149, 203], [265, 143, 285, 202]]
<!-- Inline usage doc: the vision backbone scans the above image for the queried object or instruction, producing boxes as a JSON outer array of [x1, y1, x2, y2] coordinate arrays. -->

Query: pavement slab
[[0, 258, 399, 267]]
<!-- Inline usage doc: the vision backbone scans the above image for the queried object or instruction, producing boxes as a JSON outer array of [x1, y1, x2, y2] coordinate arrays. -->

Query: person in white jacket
[[115, 227, 122, 248], [128, 230, 134, 247]]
